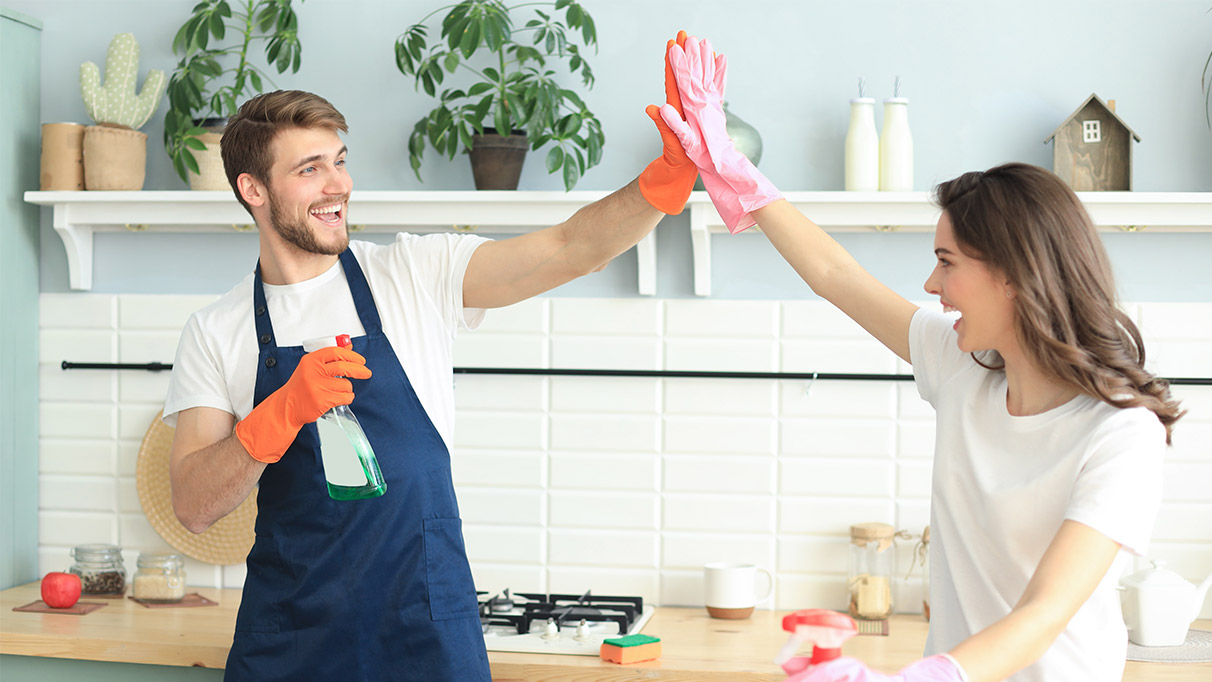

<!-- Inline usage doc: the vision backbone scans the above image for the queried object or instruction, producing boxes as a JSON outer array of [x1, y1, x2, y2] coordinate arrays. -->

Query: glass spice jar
[[69, 543, 127, 596], [133, 552, 186, 603], [848, 522, 895, 620]]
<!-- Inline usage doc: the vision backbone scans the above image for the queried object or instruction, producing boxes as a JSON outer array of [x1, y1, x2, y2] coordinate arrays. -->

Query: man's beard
[[268, 192, 349, 256]]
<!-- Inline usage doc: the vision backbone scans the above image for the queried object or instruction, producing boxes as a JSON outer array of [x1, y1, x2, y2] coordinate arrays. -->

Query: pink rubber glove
[[659, 35, 782, 234], [782, 655, 968, 682]]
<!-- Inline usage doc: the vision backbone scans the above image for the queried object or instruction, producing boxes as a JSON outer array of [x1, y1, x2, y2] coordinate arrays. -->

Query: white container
[[844, 98, 879, 191], [1120, 559, 1212, 646], [879, 98, 913, 191]]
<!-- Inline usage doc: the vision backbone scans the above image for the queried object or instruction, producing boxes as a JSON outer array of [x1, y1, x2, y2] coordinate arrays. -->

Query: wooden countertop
[[3, 582, 1208, 680]]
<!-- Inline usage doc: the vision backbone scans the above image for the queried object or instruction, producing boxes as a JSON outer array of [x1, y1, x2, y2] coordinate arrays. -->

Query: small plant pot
[[469, 130, 528, 190], [83, 124, 147, 191], [41, 123, 86, 191], [188, 132, 228, 191]]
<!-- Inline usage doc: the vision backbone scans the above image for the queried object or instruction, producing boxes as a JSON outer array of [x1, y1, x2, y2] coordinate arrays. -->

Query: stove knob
[[541, 617, 560, 641], [574, 619, 591, 641]]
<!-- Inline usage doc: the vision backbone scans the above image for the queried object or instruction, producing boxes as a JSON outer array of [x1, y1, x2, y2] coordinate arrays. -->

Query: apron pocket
[[235, 535, 286, 634], [422, 517, 480, 621]]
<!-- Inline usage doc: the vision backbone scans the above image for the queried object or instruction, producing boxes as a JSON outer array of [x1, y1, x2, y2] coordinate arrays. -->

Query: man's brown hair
[[220, 90, 348, 213]]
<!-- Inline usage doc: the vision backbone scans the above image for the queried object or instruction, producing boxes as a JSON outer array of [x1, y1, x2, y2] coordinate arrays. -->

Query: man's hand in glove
[[637, 30, 699, 215], [234, 346, 372, 463]]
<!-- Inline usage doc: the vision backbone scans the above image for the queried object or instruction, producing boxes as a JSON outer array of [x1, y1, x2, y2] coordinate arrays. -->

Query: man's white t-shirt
[[909, 309, 1165, 682], [163, 234, 490, 454]]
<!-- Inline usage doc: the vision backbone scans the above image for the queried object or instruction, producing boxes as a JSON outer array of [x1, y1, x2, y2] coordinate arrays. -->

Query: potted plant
[[394, 0, 604, 190], [79, 33, 167, 190], [163, 0, 304, 189]]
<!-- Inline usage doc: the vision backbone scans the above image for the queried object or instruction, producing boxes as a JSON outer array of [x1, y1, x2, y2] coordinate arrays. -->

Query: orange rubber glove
[[234, 346, 372, 464], [638, 30, 698, 215]]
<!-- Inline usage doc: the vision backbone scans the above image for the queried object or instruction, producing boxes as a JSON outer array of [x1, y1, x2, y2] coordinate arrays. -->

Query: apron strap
[[252, 260, 279, 351], [338, 248, 384, 335]]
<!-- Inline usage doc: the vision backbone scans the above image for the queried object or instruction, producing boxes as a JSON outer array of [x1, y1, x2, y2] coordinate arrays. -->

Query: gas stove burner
[[550, 606, 602, 620], [477, 587, 655, 655], [486, 588, 519, 613]]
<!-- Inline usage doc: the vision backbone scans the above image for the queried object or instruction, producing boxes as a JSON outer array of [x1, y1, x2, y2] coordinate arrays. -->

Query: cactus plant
[[80, 33, 167, 130]]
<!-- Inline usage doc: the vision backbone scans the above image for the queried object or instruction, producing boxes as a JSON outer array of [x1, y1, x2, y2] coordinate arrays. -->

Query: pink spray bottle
[[775, 609, 858, 678]]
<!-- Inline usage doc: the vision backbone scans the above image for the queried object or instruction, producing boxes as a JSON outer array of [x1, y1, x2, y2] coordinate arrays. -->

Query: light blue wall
[[14, 0, 1212, 298]]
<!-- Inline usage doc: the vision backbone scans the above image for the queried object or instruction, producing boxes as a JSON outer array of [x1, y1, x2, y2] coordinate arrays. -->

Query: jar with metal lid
[[133, 551, 186, 603], [69, 544, 126, 596], [848, 522, 895, 620]]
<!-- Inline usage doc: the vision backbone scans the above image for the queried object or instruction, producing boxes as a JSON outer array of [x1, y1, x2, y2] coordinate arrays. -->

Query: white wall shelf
[[25, 190, 1212, 295], [23, 189, 642, 292], [687, 191, 1212, 295]]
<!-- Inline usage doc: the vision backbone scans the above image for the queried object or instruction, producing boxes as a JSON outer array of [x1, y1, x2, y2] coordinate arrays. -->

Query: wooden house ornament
[[1045, 93, 1140, 191]]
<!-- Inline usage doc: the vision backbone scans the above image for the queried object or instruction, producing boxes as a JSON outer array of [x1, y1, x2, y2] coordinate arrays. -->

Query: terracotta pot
[[187, 132, 228, 191], [40, 122, 86, 191], [82, 124, 147, 190], [468, 130, 528, 190]]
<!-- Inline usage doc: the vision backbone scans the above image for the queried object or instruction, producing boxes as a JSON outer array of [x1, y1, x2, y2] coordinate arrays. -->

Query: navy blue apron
[[224, 248, 491, 681]]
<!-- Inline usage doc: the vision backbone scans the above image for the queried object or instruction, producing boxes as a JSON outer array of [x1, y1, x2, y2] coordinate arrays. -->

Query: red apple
[[41, 572, 82, 609]]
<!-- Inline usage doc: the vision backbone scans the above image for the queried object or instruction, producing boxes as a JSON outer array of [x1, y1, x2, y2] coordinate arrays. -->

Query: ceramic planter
[[469, 130, 528, 190]]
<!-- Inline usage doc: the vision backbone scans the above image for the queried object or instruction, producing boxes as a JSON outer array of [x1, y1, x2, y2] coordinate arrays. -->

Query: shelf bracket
[[689, 203, 713, 296], [51, 207, 93, 291]]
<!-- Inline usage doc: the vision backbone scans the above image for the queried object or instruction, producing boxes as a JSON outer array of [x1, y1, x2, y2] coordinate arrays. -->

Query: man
[[162, 34, 695, 681]]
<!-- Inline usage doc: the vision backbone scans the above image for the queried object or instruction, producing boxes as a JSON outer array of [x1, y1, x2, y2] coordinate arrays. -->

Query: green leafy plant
[[164, 0, 304, 181], [394, 0, 604, 190]]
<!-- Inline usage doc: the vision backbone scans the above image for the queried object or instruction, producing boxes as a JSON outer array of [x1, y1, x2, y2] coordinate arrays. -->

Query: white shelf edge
[[25, 190, 1212, 295], [25, 190, 656, 293], [685, 191, 1212, 296]]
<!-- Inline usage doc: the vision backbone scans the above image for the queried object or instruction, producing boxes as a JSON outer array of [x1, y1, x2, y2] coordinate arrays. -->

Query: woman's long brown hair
[[934, 163, 1183, 443]]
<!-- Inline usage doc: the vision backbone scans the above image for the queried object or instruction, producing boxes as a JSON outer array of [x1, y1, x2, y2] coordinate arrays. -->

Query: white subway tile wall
[[36, 295, 1212, 617]]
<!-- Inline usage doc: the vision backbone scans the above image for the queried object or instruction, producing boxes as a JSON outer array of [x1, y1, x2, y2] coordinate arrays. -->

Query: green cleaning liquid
[[316, 406, 386, 500], [303, 334, 386, 501]]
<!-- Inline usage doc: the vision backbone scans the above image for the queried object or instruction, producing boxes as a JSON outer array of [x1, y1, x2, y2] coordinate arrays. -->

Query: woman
[[659, 35, 1184, 682]]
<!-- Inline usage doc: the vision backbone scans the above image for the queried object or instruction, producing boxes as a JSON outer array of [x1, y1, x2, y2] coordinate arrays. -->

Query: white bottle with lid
[[844, 97, 879, 191], [879, 97, 913, 191], [301, 334, 386, 500]]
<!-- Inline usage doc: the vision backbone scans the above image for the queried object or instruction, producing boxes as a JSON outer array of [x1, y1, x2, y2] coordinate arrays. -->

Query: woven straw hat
[[136, 411, 256, 565]]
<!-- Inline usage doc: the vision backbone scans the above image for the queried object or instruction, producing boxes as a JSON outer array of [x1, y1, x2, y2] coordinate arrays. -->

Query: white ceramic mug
[[704, 562, 774, 619]]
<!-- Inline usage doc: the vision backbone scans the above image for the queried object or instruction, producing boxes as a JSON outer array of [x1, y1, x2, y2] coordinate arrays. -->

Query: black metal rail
[[59, 361, 1212, 385]]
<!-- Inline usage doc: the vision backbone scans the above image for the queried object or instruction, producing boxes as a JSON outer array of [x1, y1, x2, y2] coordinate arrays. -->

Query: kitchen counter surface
[[3, 582, 1209, 680]]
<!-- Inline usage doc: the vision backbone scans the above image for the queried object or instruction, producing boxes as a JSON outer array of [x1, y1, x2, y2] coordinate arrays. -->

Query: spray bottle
[[775, 609, 858, 677], [301, 334, 387, 501]]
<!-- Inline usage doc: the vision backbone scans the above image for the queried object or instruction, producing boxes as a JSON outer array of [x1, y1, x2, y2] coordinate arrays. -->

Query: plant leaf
[[545, 146, 564, 173], [562, 153, 580, 190], [586, 130, 602, 166]]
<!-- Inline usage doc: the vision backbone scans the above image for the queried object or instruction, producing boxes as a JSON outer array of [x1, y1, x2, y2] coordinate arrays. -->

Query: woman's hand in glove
[[782, 655, 968, 682]]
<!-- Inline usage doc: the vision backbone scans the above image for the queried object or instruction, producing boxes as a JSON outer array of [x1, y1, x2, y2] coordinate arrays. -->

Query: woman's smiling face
[[923, 211, 1018, 354]]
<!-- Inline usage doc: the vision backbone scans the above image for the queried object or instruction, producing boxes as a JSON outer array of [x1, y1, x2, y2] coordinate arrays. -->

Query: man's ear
[[237, 173, 267, 208]]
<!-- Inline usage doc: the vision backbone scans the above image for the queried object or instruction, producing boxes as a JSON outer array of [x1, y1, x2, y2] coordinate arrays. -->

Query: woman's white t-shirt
[[909, 309, 1165, 682], [162, 234, 489, 453]]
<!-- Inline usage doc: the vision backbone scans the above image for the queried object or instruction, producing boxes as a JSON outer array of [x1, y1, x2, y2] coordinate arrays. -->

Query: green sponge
[[600, 634, 662, 664]]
